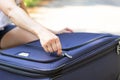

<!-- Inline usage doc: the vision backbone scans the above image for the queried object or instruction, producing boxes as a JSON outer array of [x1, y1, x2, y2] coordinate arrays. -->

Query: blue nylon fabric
[[0, 33, 114, 62], [0, 32, 119, 79]]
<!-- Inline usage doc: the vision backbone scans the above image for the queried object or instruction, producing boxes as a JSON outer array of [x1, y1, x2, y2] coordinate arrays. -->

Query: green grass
[[24, 0, 42, 7]]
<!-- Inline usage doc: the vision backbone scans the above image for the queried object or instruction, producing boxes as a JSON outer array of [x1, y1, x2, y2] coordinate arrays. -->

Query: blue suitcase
[[0, 32, 120, 80]]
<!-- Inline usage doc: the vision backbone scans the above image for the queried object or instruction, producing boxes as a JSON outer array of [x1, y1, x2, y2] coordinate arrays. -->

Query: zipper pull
[[62, 52, 73, 59]]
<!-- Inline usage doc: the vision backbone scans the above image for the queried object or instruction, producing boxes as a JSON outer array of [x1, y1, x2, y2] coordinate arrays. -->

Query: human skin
[[0, 0, 73, 55]]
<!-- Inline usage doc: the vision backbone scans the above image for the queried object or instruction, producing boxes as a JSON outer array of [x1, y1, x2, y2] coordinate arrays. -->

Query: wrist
[[34, 27, 50, 37]]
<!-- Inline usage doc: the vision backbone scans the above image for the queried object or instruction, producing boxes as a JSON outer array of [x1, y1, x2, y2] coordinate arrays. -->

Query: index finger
[[56, 39, 62, 56]]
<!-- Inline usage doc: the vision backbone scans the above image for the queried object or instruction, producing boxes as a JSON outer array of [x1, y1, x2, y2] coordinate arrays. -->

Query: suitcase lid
[[0, 32, 119, 77], [0, 33, 115, 62]]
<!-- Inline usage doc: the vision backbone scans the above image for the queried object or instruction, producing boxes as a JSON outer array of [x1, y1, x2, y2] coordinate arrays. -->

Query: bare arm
[[0, 0, 62, 55], [18, 0, 73, 34], [19, 1, 73, 34], [0, 0, 47, 36]]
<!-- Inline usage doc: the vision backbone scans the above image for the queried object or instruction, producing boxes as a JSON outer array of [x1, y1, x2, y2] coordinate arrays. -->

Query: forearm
[[43, 27, 57, 34], [20, 1, 57, 34], [0, 0, 49, 37], [7, 6, 48, 37]]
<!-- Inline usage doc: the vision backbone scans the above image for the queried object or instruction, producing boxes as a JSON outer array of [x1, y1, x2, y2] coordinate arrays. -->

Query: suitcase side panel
[[0, 69, 51, 80], [53, 49, 120, 80]]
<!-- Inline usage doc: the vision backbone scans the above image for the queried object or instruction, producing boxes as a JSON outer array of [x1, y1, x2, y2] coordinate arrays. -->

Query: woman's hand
[[55, 28, 73, 34], [38, 28, 73, 56], [0, 0, 73, 56], [38, 30, 62, 55]]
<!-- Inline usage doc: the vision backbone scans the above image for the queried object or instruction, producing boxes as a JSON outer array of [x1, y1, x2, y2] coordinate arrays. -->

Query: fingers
[[42, 37, 62, 55], [43, 45, 48, 53], [56, 39, 62, 55], [58, 28, 73, 34], [51, 41, 57, 52], [43, 42, 54, 53], [65, 28, 73, 33], [46, 44, 53, 53]]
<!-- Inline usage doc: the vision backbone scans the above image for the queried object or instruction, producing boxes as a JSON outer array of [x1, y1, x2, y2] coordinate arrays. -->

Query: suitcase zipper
[[57, 39, 119, 75], [62, 52, 73, 59], [0, 35, 119, 77], [0, 34, 113, 63], [54, 47, 116, 79]]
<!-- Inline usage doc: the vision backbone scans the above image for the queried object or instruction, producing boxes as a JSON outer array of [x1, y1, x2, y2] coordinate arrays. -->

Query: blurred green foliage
[[24, 0, 42, 7]]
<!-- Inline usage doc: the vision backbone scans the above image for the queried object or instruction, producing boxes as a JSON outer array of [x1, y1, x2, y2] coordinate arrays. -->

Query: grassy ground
[[27, 0, 52, 13], [24, 0, 43, 7]]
